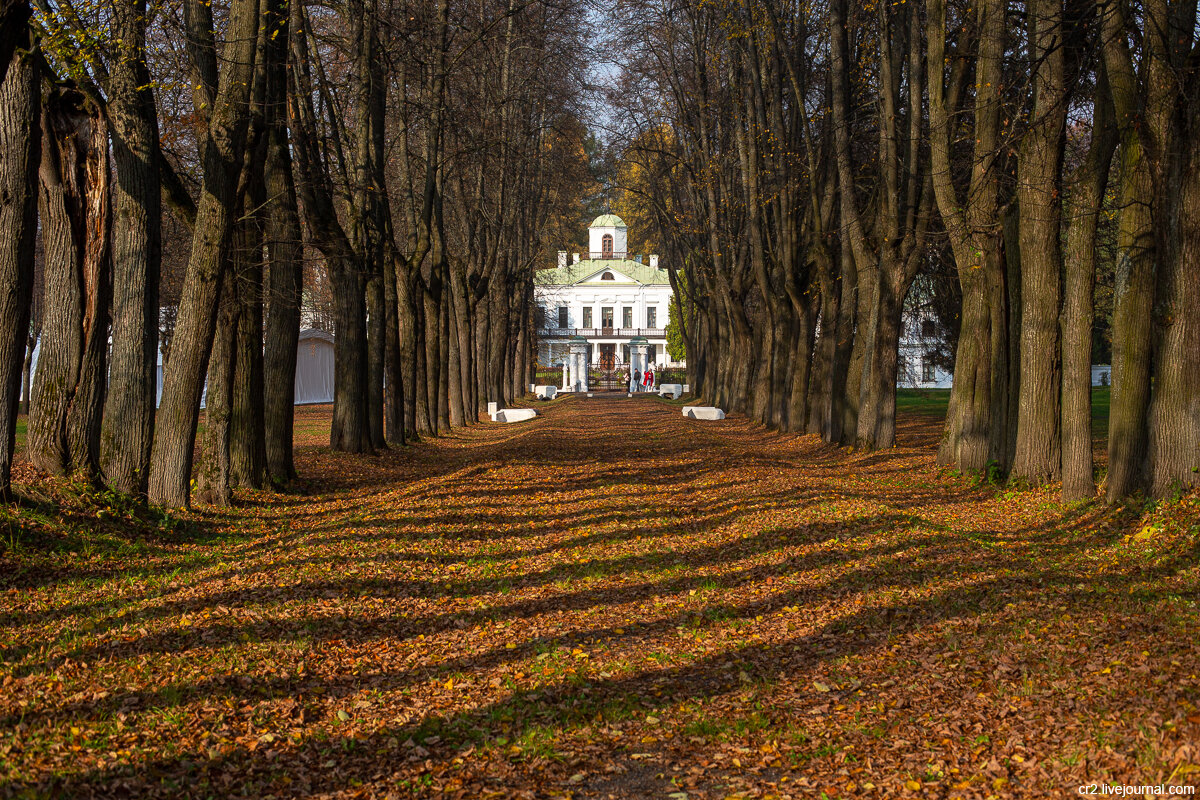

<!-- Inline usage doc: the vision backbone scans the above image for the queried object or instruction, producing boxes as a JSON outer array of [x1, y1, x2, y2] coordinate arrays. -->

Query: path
[[1, 397, 1197, 798]]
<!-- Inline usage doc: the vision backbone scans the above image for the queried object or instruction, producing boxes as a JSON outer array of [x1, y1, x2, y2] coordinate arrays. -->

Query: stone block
[[494, 408, 537, 423], [658, 383, 683, 399], [682, 406, 725, 420], [534, 385, 557, 400]]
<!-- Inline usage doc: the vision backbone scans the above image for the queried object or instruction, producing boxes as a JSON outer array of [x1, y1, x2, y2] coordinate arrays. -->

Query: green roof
[[589, 214, 627, 228], [535, 259, 670, 286]]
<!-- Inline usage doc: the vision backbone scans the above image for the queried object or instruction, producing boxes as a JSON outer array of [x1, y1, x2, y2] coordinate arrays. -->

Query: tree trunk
[[229, 207, 265, 488], [856, 263, 906, 450], [366, 270, 387, 448], [394, 258, 419, 438], [19, 327, 36, 416], [31, 89, 91, 476], [1011, 0, 1067, 485], [147, 0, 261, 508], [1099, 0, 1155, 501], [928, 0, 1011, 473], [0, 4, 39, 498], [1060, 76, 1115, 501], [196, 268, 236, 506], [261, 37, 302, 483], [260, 0, 300, 484], [382, 251, 404, 444], [1146, 78, 1200, 497], [102, 0, 161, 495], [330, 262, 371, 452]]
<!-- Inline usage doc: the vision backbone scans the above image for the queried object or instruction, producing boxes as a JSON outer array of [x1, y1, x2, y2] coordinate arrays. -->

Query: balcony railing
[[538, 327, 665, 338]]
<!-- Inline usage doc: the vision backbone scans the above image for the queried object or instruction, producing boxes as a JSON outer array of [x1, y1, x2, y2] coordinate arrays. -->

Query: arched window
[[601, 234, 613, 259], [601, 271, 615, 280]]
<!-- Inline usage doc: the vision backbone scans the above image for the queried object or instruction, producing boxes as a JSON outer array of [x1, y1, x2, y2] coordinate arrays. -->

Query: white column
[[568, 339, 588, 392], [631, 341, 650, 391], [561, 359, 569, 390]]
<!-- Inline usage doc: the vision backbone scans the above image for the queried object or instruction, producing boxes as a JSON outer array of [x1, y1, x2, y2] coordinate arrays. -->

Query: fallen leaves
[[0, 399, 1197, 798]]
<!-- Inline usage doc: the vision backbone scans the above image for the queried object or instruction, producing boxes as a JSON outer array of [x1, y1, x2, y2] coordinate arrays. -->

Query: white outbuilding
[[294, 329, 335, 404]]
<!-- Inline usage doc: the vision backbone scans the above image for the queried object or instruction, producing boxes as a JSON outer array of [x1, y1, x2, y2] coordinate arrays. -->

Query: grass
[[897, 387, 1111, 433]]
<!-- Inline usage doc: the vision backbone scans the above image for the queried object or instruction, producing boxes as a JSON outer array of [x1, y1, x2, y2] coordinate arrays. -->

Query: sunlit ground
[[1, 394, 1196, 799]]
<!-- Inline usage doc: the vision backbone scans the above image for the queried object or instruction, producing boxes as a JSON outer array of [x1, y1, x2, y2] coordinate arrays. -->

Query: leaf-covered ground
[[1, 396, 1198, 799]]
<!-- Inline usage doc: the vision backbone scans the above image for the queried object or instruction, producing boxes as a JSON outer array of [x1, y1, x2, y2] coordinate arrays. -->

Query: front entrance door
[[599, 344, 616, 370]]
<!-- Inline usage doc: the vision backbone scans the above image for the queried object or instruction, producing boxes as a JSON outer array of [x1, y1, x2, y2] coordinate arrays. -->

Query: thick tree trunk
[[330, 263, 371, 452], [102, 0, 161, 495], [261, 0, 301, 484], [229, 209, 265, 488], [366, 271, 387, 449], [807, 270, 840, 437], [1011, 0, 1067, 485], [147, 0, 261, 507], [262, 90, 302, 482], [1098, 0, 1156, 501], [383, 252, 404, 444], [855, 265, 906, 451], [1104, 142, 1155, 500], [394, 259, 419, 438], [31, 90, 91, 476], [840, 263, 875, 445], [938, 262, 1010, 471], [437, 286, 452, 430], [928, 0, 1010, 473], [446, 282, 464, 428], [196, 268, 236, 506], [0, 6, 39, 498], [1146, 88, 1200, 497], [1060, 80, 1115, 501], [828, 250, 857, 445]]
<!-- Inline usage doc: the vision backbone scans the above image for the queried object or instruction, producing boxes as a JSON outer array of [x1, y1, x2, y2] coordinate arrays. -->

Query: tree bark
[[229, 206, 266, 488], [1145, 37, 1200, 497], [383, 254, 404, 443], [101, 0, 161, 495], [1099, 0, 1155, 501], [147, 0, 261, 508], [196, 267, 236, 506], [928, 0, 1011, 473], [1011, 0, 1067, 485], [1060, 74, 1115, 500], [33, 88, 110, 480], [0, 1, 39, 498], [261, 0, 302, 483]]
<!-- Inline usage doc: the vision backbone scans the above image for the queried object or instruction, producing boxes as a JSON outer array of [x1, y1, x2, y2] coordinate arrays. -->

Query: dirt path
[[1, 396, 1198, 798]]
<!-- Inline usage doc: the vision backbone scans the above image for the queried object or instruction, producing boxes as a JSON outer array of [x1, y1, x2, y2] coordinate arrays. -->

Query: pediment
[[578, 266, 638, 285]]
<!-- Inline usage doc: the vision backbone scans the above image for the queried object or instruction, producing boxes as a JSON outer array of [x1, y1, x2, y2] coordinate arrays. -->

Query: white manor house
[[534, 215, 676, 370]]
